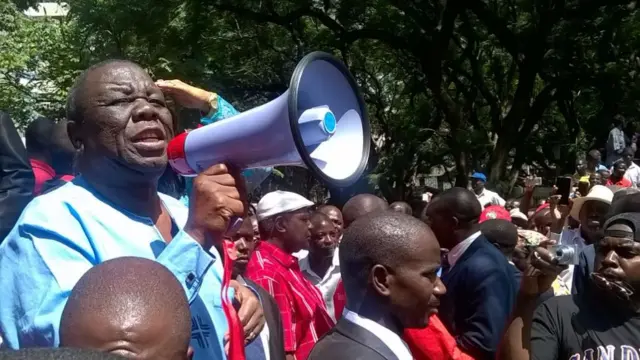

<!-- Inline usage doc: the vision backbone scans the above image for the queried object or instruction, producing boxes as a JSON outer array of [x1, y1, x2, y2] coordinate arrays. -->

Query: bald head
[[60, 257, 191, 360], [424, 187, 482, 249], [390, 201, 413, 215], [310, 211, 332, 226], [340, 212, 437, 294], [342, 194, 388, 228], [67, 60, 143, 127], [309, 212, 338, 255], [429, 187, 482, 223], [317, 205, 344, 239], [339, 212, 443, 328]]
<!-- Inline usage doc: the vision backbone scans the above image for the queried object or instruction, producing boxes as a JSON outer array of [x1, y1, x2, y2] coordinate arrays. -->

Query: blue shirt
[[0, 177, 229, 360]]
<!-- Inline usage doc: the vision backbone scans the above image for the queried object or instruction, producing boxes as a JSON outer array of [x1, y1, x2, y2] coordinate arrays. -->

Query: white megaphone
[[168, 51, 371, 187]]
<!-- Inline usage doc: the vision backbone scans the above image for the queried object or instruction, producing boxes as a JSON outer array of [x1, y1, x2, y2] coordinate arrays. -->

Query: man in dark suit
[[0, 111, 34, 241], [309, 212, 446, 360], [225, 216, 285, 360], [479, 219, 521, 292], [424, 188, 516, 360]]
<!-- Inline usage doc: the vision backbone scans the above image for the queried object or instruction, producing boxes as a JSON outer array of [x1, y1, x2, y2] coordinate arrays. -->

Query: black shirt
[[531, 294, 640, 360]]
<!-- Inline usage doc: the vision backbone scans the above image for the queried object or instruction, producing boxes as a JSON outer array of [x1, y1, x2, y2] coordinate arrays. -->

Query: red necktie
[[221, 247, 246, 360]]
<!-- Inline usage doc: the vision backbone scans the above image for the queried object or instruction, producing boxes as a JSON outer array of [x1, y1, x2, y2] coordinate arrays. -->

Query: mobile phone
[[556, 176, 572, 205], [578, 181, 589, 197]]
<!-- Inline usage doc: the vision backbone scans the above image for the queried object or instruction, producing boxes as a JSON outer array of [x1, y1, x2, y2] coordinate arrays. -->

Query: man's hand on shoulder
[[230, 280, 266, 344]]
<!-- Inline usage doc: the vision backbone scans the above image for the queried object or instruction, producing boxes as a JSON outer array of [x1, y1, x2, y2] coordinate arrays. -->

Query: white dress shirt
[[447, 231, 482, 269], [258, 320, 271, 360], [299, 248, 342, 322], [343, 309, 413, 360], [624, 162, 640, 188], [476, 189, 506, 208], [239, 276, 271, 360], [292, 249, 309, 259]]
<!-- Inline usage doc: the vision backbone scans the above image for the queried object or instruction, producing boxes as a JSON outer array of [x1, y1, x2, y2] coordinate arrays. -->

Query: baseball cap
[[471, 172, 487, 182], [603, 212, 640, 241], [480, 205, 511, 223], [256, 190, 314, 221]]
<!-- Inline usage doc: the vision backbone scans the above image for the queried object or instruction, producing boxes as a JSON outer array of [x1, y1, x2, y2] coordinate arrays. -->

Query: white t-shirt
[[299, 249, 342, 322], [476, 189, 506, 208], [624, 162, 640, 188]]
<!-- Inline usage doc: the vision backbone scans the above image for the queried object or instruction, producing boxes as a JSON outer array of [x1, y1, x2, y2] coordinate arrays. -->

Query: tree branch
[[466, 2, 520, 61]]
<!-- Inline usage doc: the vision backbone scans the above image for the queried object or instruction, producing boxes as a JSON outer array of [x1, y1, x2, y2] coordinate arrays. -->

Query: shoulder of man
[[466, 238, 512, 275], [308, 327, 387, 360], [5, 181, 80, 227], [533, 295, 579, 328]]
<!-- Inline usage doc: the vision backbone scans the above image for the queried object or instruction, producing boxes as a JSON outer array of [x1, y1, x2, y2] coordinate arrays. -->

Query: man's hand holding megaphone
[[183, 163, 247, 247]]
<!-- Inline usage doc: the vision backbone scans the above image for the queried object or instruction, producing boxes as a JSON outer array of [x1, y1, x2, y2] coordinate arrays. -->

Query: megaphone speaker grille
[[288, 52, 371, 188]]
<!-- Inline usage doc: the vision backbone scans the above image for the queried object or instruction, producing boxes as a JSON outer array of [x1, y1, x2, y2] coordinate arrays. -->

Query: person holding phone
[[498, 213, 640, 360], [547, 185, 613, 292]]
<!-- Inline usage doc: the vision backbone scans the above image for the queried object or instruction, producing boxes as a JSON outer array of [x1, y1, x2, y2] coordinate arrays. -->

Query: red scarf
[[404, 316, 475, 360], [221, 242, 246, 360]]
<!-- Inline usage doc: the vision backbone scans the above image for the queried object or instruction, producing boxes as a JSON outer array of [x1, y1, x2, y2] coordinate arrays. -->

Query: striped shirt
[[246, 241, 334, 360]]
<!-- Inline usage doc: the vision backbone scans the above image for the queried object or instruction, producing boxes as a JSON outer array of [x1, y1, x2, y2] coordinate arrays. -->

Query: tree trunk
[[488, 136, 512, 184]]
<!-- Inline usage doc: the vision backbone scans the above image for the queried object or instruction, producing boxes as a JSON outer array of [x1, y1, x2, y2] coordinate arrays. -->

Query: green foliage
[[0, 1, 72, 128], [3, 0, 640, 200]]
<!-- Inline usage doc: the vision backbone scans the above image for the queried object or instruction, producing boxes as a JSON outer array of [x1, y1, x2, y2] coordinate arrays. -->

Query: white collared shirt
[[447, 231, 482, 269], [624, 162, 640, 188], [343, 309, 413, 360], [476, 189, 506, 208], [258, 320, 271, 360], [299, 248, 342, 322], [292, 249, 309, 259]]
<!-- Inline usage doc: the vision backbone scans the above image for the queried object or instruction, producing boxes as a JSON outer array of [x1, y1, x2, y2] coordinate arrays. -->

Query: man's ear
[[371, 264, 391, 297], [67, 120, 82, 150], [274, 215, 286, 233]]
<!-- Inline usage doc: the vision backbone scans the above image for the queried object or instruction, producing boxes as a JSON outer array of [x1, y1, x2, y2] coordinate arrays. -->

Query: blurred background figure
[[389, 201, 412, 215], [0, 111, 34, 241], [470, 172, 505, 208]]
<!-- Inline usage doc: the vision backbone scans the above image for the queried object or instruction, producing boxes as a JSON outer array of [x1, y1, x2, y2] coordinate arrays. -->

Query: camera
[[550, 244, 579, 265]]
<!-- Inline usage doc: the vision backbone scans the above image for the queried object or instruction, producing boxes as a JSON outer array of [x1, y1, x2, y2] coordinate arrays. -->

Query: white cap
[[256, 191, 314, 221], [510, 209, 528, 221]]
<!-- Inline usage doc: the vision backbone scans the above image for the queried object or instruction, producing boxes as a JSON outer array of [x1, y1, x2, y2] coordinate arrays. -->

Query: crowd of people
[[0, 59, 639, 360]]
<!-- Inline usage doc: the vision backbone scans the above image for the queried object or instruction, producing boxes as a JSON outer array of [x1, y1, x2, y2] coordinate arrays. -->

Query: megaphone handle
[[228, 217, 243, 233]]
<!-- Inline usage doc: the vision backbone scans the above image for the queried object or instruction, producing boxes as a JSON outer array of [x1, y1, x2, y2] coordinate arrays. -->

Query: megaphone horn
[[167, 51, 371, 188]]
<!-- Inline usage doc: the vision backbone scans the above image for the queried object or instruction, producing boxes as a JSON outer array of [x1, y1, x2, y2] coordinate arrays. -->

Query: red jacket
[[405, 316, 475, 360]]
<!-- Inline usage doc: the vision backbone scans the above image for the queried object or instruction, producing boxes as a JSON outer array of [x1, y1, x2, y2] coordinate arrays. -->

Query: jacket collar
[[335, 318, 399, 360]]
